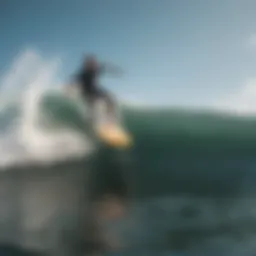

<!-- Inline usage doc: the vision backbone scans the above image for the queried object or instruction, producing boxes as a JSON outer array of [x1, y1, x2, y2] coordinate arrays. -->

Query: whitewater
[[0, 50, 94, 169]]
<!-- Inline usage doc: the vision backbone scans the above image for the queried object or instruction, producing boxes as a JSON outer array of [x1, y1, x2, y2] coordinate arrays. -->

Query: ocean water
[[1, 51, 256, 255]]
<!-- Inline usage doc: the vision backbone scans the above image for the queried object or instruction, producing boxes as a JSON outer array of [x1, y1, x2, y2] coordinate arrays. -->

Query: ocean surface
[[1, 51, 256, 255]]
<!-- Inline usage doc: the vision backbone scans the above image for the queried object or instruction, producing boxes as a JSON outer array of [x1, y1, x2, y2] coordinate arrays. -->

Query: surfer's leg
[[96, 88, 116, 121], [81, 92, 97, 125]]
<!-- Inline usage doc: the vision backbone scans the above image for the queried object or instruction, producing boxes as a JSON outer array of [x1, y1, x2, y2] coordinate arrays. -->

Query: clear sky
[[1, 0, 256, 110]]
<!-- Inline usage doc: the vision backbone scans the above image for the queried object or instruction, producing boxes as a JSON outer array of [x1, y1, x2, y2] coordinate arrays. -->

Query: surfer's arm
[[64, 75, 81, 95], [100, 63, 123, 76], [64, 83, 76, 96]]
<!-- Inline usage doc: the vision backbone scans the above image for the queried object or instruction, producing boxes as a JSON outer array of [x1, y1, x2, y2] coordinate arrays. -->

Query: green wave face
[[23, 92, 256, 198], [39, 92, 89, 133]]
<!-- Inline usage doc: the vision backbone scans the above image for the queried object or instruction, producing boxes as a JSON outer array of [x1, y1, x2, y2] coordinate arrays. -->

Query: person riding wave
[[67, 55, 122, 124]]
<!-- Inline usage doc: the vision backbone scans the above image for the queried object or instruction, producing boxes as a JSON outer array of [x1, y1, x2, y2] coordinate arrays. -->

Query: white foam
[[0, 49, 94, 169]]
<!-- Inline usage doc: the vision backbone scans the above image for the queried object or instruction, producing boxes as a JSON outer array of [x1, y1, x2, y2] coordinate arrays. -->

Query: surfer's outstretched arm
[[64, 75, 82, 96], [101, 63, 123, 76], [64, 83, 77, 96]]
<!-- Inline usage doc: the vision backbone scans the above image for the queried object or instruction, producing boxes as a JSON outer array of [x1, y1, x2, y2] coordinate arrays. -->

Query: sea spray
[[0, 49, 94, 169]]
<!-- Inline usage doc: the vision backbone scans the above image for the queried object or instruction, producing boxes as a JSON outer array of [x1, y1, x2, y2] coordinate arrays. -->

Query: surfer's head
[[84, 55, 98, 70]]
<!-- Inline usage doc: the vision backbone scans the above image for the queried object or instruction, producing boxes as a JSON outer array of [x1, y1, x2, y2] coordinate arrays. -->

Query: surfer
[[66, 54, 132, 148], [68, 55, 122, 123]]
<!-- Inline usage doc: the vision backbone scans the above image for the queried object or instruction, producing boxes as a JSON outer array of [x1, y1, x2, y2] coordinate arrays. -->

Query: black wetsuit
[[74, 65, 116, 122], [75, 66, 108, 103]]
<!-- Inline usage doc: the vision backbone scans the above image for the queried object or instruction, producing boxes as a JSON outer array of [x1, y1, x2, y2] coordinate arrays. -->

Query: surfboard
[[93, 98, 133, 149], [95, 123, 133, 149]]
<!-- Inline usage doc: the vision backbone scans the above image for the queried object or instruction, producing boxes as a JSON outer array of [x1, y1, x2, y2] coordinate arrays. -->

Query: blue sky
[[1, 0, 256, 109]]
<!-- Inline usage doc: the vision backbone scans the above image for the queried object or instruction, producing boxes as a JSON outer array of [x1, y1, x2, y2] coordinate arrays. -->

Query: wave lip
[[0, 49, 94, 170]]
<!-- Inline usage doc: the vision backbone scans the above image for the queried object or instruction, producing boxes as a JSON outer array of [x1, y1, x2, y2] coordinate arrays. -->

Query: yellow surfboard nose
[[96, 124, 133, 149]]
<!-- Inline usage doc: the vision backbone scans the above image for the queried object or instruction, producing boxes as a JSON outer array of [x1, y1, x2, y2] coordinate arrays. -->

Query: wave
[[2, 49, 256, 170]]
